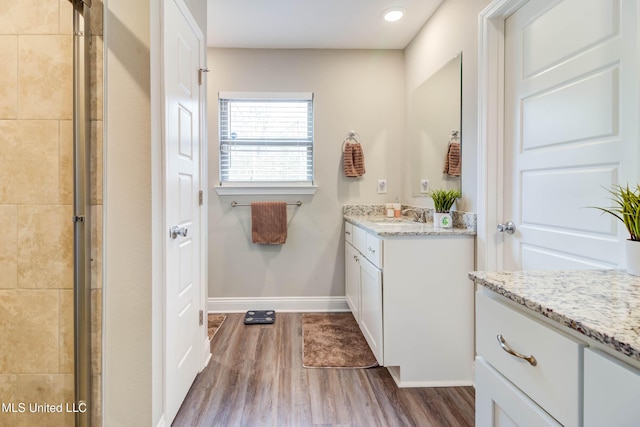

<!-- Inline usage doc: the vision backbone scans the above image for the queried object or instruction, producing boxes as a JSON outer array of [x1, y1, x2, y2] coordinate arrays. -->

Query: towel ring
[[341, 131, 360, 152]]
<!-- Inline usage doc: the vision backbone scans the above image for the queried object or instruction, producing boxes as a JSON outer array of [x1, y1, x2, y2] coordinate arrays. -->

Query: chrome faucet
[[401, 208, 426, 223]]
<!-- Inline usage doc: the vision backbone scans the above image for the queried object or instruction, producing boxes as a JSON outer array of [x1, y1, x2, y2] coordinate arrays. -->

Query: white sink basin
[[368, 218, 414, 224], [368, 219, 420, 228]]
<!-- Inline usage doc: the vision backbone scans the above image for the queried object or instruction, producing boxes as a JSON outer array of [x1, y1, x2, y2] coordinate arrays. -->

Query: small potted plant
[[429, 189, 461, 228], [592, 184, 640, 275]]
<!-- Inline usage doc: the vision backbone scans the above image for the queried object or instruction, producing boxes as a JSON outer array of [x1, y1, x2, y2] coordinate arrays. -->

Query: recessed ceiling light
[[383, 8, 405, 22]]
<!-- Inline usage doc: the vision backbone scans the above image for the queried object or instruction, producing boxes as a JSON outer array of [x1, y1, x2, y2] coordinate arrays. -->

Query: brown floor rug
[[208, 314, 226, 341], [302, 313, 378, 369]]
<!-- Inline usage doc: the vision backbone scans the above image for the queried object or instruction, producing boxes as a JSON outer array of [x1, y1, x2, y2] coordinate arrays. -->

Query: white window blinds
[[219, 92, 314, 184]]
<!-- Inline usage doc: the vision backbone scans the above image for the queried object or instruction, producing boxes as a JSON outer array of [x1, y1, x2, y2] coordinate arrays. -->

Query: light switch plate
[[420, 179, 429, 193], [378, 179, 387, 194]]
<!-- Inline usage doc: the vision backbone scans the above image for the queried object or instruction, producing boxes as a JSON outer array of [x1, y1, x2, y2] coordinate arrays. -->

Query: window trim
[[216, 91, 316, 195], [213, 183, 318, 196]]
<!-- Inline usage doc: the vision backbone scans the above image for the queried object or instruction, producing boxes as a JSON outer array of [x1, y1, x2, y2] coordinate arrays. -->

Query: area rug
[[208, 314, 226, 341], [302, 313, 378, 369]]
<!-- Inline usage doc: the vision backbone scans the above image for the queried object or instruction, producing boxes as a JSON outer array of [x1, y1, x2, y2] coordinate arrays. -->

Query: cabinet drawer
[[344, 222, 353, 244], [352, 224, 367, 254], [476, 357, 561, 427], [476, 292, 585, 427], [365, 233, 382, 268]]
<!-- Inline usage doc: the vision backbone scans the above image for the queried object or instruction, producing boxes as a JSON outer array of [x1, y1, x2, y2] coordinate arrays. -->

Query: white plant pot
[[626, 239, 640, 276], [434, 212, 452, 229]]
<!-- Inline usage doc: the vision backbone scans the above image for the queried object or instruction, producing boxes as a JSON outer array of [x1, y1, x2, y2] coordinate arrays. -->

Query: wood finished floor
[[172, 313, 475, 427]]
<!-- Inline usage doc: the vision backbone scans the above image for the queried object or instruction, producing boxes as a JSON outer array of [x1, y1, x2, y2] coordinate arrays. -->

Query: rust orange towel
[[251, 201, 287, 244], [344, 142, 366, 177], [443, 141, 461, 177]]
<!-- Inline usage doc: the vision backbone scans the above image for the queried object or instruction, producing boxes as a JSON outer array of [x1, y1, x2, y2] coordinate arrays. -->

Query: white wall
[[105, 0, 206, 425], [404, 0, 493, 212], [104, 0, 156, 425], [207, 48, 405, 301], [183, 0, 206, 35]]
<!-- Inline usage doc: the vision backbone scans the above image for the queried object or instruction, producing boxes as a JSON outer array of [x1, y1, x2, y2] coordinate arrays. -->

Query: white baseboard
[[202, 337, 211, 370], [208, 296, 349, 313], [387, 366, 474, 388]]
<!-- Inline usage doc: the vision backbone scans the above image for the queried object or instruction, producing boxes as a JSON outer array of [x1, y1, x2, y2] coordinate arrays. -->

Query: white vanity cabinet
[[345, 222, 384, 364], [358, 251, 383, 364], [583, 348, 640, 427], [345, 241, 361, 322], [476, 291, 584, 427], [472, 270, 640, 427], [476, 357, 562, 427], [344, 220, 475, 386]]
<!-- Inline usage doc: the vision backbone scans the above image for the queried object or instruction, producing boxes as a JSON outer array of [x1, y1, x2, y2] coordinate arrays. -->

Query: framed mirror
[[410, 53, 462, 197]]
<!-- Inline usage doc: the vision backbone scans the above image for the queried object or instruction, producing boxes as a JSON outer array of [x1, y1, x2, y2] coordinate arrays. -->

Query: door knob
[[170, 225, 188, 239], [497, 221, 516, 234]]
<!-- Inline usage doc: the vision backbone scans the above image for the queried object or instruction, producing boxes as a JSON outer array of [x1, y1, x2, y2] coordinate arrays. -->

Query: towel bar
[[231, 201, 302, 207]]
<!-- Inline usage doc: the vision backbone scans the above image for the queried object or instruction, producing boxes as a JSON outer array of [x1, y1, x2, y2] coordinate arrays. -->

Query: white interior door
[[164, 0, 204, 422], [501, 0, 638, 270]]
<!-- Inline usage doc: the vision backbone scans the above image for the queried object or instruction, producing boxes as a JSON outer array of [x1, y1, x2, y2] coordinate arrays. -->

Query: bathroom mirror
[[410, 54, 462, 197]]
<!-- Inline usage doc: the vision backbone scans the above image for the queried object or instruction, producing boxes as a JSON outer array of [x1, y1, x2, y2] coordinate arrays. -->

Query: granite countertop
[[344, 215, 476, 236], [342, 204, 477, 236], [469, 270, 640, 362]]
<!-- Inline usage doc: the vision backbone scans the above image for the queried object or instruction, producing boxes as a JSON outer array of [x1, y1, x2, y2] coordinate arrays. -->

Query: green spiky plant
[[429, 189, 462, 213], [592, 184, 640, 241]]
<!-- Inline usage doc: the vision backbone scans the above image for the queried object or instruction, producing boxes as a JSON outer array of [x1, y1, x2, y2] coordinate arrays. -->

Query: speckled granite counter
[[344, 215, 476, 236], [343, 204, 476, 236], [469, 270, 640, 362]]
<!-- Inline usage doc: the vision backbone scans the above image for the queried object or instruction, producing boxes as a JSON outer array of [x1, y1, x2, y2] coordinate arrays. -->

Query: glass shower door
[[0, 1, 101, 426]]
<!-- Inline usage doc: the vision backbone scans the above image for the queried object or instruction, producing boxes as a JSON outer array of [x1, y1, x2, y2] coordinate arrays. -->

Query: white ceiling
[[207, 0, 445, 49]]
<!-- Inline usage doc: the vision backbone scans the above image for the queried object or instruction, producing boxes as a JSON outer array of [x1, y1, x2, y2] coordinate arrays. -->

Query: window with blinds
[[219, 92, 314, 184]]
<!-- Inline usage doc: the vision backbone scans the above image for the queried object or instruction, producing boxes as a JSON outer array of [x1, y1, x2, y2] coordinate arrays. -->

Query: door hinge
[[198, 68, 210, 85], [198, 190, 203, 206], [199, 310, 204, 326]]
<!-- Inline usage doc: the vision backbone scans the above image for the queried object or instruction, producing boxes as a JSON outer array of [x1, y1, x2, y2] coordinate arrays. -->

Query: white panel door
[[502, 0, 638, 269], [164, 0, 203, 422]]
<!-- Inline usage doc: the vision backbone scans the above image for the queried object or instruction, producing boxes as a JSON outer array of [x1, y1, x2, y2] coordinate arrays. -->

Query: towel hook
[[342, 130, 360, 152]]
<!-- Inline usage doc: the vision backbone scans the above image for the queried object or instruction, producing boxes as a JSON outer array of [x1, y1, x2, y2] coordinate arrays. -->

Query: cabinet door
[[345, 242, 360, 322], [584, 348, 640, 427], [359, 255, 383, 365], [476, 357, 561, 427]]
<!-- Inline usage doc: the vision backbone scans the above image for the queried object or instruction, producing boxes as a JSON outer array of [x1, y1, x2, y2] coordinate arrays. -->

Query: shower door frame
[[72, 1, 93, 426]]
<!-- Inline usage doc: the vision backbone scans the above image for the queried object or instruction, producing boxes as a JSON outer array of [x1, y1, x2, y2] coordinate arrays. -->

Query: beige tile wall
[[0, 0, 103, 426]]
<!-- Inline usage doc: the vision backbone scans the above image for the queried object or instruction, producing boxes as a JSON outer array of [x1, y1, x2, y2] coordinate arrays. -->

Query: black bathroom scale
[[244, 310, 276, 325]]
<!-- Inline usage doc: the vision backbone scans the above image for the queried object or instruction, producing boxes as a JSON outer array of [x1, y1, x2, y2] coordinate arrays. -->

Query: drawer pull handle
[[368, 247, 376, 253], [497, 334, 537, 366], [345, 231, 351, 235]]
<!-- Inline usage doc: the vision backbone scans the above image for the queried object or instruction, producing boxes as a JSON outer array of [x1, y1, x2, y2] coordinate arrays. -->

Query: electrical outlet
[[377, 179, 387, 194], [420, 179, 429, 193]]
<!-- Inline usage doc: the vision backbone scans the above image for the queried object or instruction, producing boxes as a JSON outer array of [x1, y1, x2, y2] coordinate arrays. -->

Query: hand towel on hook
[[344, 142, 366, 177], [251, 201, 287, 244], [443, 141, 460, 177]]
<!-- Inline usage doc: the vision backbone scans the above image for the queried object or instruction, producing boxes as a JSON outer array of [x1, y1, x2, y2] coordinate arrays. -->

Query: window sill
[[214, 184, 318, 196]]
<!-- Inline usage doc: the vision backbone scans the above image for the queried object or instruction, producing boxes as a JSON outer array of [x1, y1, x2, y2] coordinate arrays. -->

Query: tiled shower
[[0, 1, 102, 426]]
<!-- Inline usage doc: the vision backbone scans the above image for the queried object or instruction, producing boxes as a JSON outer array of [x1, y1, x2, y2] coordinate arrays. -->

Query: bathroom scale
[[244, 310, 275, 325]]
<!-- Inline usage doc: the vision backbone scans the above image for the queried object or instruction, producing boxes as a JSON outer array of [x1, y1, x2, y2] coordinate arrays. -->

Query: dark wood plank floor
[[172, 313, 475, 427]]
